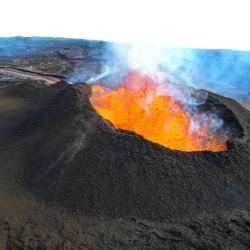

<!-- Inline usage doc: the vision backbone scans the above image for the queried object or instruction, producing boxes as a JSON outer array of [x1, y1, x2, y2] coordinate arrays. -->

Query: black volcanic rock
[[1, 80, 248, 220], [0, 79, 250, 249]]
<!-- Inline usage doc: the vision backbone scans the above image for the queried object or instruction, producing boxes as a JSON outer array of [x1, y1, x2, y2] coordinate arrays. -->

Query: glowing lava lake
[[90, 71, 228, 152]]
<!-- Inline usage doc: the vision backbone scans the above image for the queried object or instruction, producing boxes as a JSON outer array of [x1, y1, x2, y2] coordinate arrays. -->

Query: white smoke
[[110, 43, 207, 106], [87, 65, 112, 84], [98, 43, 228, 143]]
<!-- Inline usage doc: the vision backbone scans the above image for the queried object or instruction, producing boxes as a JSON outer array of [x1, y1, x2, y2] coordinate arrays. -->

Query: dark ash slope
[[1, 81, 249, 219], [0, 80, 250, 249]]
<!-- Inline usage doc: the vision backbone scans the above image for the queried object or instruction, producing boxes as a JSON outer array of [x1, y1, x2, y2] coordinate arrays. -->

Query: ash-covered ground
[[0, 37, 250, 249]]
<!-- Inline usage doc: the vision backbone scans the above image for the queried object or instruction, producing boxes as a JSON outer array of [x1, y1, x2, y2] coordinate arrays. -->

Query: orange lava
[[90, 71, 227, 152]]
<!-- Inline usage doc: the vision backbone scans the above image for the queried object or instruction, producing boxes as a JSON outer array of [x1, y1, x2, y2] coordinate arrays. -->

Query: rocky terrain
[[0, 37, 250, 249]]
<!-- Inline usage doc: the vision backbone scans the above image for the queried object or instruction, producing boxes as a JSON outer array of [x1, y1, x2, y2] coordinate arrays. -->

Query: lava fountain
[[90, 71, 228, 152]]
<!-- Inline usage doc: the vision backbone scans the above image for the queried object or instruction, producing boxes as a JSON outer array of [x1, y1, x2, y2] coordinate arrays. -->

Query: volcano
[[1, 37, 250, 249], [1, 76, 250, 248], [5, 79, 247, 219]]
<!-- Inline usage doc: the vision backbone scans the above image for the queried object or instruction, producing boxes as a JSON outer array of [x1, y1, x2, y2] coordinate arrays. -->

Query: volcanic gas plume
[[90, 70, 228, 152]]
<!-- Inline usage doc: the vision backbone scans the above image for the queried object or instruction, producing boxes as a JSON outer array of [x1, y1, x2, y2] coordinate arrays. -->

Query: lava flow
[[90, 71, 227, 152]]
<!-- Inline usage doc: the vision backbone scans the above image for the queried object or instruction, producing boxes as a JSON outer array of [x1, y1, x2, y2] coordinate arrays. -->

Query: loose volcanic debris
[[0, 79, 248, 219]]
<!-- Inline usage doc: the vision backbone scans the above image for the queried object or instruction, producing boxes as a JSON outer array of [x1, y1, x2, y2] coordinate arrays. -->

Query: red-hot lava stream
[[90, 71, 227, 152]]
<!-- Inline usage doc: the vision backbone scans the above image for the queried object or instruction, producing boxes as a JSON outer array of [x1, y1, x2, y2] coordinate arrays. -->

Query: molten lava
[[90, 71, 227, 152]]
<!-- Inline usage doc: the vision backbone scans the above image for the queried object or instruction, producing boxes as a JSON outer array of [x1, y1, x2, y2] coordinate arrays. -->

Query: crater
[[89, 72, 244, 152]]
